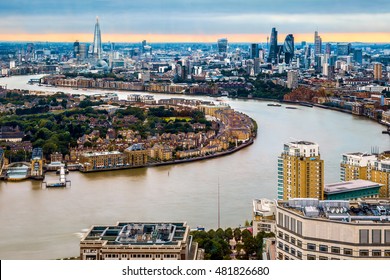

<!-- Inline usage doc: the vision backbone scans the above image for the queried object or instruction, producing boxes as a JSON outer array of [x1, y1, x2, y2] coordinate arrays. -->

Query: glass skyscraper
[[93, 17, 102, 59], [268, 28, 278, 64], [283, 34, 294, 64]]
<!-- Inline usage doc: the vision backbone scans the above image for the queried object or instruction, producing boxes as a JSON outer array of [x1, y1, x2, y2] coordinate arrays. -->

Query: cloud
[[0, 1, 389, 36]]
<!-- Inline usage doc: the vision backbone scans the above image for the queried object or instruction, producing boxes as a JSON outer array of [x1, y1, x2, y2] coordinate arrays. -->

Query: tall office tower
[[250, 43, 259, 59], [287, 70, 298, 89], [373, 63, 383, 80], [337, 43, 351, 56], [26, 43, 35, 61], [353, 49, 363, 64], [217, 38, 228, 53], [315, 55, 323, 73], [283, 34, 294, 64], [92, 17, 102, 59], [325, 43, 331, 55], [301, 41, 307, 49], [73, 41, 80, 59], [268, 27, 278, 63], [304, 45, 311, 69], [79, 44, 87, 60], [141, 40, 147, 53], [314, 31, 322, 56], [254, 58, 261, 74], [277, 141, 324, 200]]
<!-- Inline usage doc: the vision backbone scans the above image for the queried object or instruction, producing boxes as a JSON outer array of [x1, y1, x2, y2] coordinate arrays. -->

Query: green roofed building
[[324, 179, 381, 201]]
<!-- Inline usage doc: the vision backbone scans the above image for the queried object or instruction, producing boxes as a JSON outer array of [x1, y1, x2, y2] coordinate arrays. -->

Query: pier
[[42, 167, 71, 188]]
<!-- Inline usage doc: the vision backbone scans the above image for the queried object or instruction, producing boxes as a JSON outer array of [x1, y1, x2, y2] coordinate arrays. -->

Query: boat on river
[[267, 103, 282, 107]]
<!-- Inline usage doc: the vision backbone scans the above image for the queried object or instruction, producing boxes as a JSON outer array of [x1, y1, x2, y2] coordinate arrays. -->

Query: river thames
[[0, 75, 389, 259]]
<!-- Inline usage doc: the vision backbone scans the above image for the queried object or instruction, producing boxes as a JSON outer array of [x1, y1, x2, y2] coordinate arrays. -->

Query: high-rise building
[[341, 152, 390, 198], [268, 28, 278, 63], [337, 43, 351, 56], [325, 43, 332, 55], [314, 31, 322, 56], [374, 63, 383, 80], [276, 198, 390, 260], [287, 70, 298, 89], [283, 34, 294, 64], [250, 43, 259, 59], [73, 41, 80, 59], [277, 141, 324, 200], [353, 49, 363, 64], [92, 17, 102, 59], [79, 44, 87, 60], [217, 38, 228, 53]]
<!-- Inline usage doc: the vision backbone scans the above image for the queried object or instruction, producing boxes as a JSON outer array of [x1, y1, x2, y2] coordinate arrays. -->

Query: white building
[[252, 199, 276, 236], [276, 198, 390, 260]]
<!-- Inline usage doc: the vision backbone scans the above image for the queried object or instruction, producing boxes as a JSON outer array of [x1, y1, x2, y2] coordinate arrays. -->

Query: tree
[[42, 141, 58, 156], [224, 228, 233, 242], [233, 228, 241, 242]]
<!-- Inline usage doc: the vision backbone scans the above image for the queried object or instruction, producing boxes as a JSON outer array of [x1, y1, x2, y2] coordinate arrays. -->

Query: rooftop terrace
[[82, 222, 188, 246], [279, 198, 390, 223]]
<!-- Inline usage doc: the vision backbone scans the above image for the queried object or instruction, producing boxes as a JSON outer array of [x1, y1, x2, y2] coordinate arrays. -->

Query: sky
[[0, 0, 389, 43]]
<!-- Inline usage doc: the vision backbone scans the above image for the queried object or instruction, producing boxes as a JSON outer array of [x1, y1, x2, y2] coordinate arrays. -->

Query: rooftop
[[324, 179, 381, 194], [82, 222, 188, 246], [278, 198, 390, 223], [82, 151, 122, 157]]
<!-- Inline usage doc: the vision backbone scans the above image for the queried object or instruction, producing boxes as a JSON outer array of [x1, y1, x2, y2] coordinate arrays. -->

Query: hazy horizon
[[0, 0, 389, 43]]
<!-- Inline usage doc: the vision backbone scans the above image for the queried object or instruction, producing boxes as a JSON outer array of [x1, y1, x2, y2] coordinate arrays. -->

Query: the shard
[[92, 17, 102, 59]]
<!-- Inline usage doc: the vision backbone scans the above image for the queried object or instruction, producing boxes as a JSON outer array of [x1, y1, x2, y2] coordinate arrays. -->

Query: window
[[307, 255, 316, 260], [284, 234, 289, 242], [297, 251, 302, 260], [384, 250, 390, 257], [291, 237, 296, 245], [319, 256, 328, 260], [278, 213, 284, 226], [284, 245, 289, 252], [331, 247, 340, 254], [372, 250, 381, 257], [285, 216, 290, 229], [285, 256, 289, 260], [372, 230, 381, 244], [359, 250, 369, 257], [291, 248, 296, 256], [291, 218, 296, 232], [319, 245, 328, 252], [297, 221, 302, 235], [278, 231, 283, 238], [331, 258, 340, 260], [307, 243, 316, 251], [359, 229, 369, 244], [385, 230, 390, 244], [344, 248, 353, 255], [278, 241, 283, 249], [278, 252, 283, 260], [297, 240, 302, 248]]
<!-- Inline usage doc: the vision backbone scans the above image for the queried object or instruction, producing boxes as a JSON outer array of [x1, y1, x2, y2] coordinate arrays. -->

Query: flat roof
[[82, 222, 188, 246], [278, 199, 390, 223], [82, 151, 122, 157], [325, 179, 381, 194]]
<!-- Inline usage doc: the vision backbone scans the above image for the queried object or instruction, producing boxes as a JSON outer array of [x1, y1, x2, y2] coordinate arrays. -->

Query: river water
[[0, 75, 389, 259]]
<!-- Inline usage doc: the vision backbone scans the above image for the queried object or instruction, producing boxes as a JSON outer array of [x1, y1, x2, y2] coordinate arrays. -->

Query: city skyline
[[0, 0, 389, 43]]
